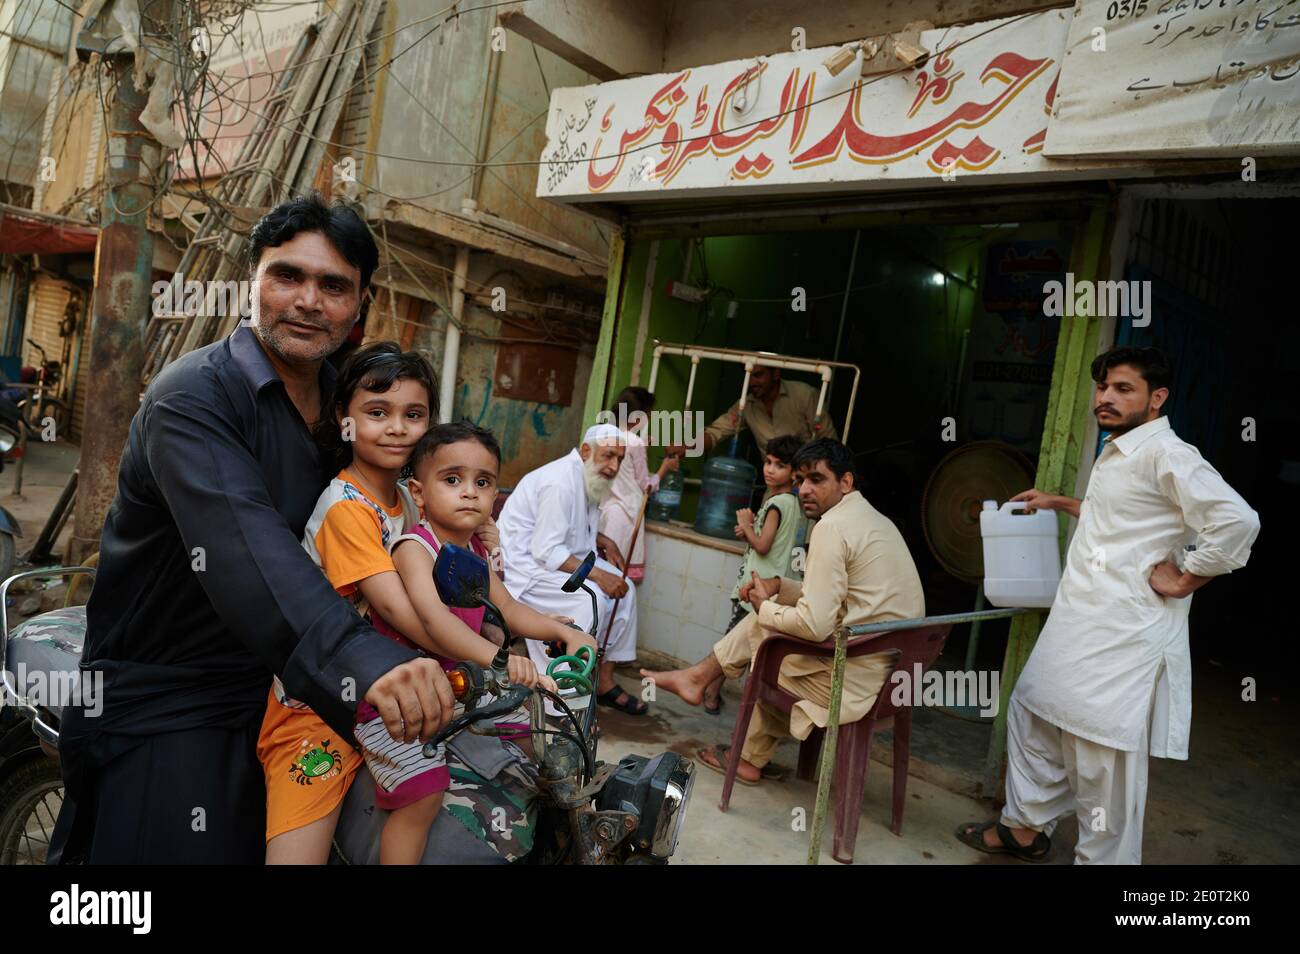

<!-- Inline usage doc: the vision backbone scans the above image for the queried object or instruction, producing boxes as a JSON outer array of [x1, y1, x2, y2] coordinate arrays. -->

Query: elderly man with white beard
[[497, 423, 647, 715]]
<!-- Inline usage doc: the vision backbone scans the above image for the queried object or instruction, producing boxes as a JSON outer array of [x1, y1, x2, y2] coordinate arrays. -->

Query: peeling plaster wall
[[369, 253, 596, 486], [369, 0, 610, 260]]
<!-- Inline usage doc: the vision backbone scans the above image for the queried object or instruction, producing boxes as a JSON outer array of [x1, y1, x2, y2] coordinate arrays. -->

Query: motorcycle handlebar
[[422, 683, 530, 756]]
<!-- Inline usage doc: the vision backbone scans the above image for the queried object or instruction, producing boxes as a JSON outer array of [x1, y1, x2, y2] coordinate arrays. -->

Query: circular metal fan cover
[[921, 440, 1035, 584]]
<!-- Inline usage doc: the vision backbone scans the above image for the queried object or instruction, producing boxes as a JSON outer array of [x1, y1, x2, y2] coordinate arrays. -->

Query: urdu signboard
[[537, 9, 1143, 203], [1044, 0, 1300, 158]]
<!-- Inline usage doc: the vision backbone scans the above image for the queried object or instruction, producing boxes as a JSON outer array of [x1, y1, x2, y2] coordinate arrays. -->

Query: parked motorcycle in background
[[0, 395, 25, 580]]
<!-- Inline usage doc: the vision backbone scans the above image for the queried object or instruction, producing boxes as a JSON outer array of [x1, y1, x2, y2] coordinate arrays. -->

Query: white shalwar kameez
[[1005, 416, 1259, 864], [497, 449, 638, 674]]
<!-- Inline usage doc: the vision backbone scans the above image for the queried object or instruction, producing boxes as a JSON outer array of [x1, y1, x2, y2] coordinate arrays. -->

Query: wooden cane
[[599, 487, 651, 654]]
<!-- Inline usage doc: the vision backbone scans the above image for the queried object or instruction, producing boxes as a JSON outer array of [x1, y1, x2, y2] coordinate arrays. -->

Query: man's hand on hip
[[591, 567, 629, 599], [364, 657, 455, 743], [1148, 560, 1210, 600]]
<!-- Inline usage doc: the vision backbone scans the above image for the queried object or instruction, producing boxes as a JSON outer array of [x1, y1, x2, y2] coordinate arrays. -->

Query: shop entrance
[[609, 189, 1294, 863], [1109, 195, 1296, 864], [616, 202, 1088, 659]]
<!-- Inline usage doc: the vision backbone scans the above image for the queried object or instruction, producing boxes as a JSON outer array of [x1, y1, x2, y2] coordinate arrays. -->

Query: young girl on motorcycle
[[257, 343, 538, 865]]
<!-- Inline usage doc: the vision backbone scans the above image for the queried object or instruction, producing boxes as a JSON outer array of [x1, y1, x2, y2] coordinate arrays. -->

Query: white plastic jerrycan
[[978, 499, 1061, 608]]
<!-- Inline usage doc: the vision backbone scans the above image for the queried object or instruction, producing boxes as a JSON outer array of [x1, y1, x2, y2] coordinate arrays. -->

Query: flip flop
[[596, 686, 648, 716], [704, 694, 723, 716], [954, 820, 1052, 863], [696, 745, 759, 786]]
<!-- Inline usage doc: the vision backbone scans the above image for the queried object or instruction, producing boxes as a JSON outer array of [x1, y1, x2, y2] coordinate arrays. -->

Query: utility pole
[[66, 0, 170, 563]]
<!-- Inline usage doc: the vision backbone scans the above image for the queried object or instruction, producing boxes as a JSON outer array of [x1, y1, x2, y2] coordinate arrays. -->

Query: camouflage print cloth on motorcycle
[[9, 606, 87, 657], [13, 607, 546, 862], [6, 607, 87, 712], [443, 738, 539, 862]]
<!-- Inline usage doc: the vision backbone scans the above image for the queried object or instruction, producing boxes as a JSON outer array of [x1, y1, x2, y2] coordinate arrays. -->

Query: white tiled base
[[637, 530, 745, 665]]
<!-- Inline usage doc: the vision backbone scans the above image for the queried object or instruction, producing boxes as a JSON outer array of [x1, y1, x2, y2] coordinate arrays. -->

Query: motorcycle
[[16, 339, 69, 438], [0, 552, 695, 865], [0, 395, 24, 580]]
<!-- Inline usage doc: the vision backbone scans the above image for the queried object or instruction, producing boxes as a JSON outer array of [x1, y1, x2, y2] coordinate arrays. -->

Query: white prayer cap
[[581, 422, 623, 446]]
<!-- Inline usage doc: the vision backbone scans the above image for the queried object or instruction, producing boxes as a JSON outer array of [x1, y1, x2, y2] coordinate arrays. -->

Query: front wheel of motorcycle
[[0, 758, 63, 865]]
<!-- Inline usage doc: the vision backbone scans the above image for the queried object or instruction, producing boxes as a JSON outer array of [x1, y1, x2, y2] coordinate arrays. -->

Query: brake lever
[[422, 684, 530, 756]]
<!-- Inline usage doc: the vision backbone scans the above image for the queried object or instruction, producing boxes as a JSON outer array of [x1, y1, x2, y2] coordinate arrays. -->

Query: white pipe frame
[[646, 342, 862, 438]]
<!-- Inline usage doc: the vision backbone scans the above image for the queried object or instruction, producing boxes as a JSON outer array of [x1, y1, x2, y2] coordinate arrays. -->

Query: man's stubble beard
[[252, 303, 354, 365], [1098, 400, 1153, 436]]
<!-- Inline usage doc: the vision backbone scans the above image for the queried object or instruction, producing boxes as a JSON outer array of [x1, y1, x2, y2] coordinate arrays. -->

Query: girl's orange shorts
[[256, 688, 362, 842]]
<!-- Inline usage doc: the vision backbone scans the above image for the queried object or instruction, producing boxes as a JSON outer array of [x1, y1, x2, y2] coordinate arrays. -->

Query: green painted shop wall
[[603, 226, 998, 519]]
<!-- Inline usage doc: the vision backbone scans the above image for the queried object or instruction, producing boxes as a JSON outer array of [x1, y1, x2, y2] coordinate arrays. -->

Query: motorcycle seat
[[333, 728, 538, 865], [3, 606, 86, 720]]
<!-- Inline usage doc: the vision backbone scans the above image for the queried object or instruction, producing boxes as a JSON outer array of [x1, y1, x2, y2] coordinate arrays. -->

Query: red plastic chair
[[719, 622, 952, 864], [491, 488, 512, 521]]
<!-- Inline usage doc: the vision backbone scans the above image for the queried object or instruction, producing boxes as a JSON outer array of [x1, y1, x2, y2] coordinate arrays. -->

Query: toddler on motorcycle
[[389, 420, 597, 758]]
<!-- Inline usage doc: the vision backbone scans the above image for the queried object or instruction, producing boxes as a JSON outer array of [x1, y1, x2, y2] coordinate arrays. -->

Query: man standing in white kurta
[[497, 423, 647, 715], [958, 346, 1259, 864]]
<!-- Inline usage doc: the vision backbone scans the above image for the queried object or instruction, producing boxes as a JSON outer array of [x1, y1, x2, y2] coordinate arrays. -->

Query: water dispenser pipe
[[684, 355, 700, 410], [646, 341, 863, 436]]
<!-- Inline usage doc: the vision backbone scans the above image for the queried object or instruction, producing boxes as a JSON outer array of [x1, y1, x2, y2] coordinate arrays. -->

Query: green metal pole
[[807, 627, 847, 864], [982, 200, 1111, 795], [581, 229, 626, 428]]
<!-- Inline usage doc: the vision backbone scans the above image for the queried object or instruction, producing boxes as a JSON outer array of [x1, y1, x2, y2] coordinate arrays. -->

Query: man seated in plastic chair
[[643, 439, 925, 785]]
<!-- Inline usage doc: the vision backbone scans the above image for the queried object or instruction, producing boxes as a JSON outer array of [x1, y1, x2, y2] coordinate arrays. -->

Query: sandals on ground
[[596, 686, 648, 716], [954, 820, 1052, 863]]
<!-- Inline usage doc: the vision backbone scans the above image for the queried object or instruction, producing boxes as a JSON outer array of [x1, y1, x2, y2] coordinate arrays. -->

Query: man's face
[[748, 366, 779, 400], [580, 440, 625, 480], [250, 230, 363, 365], [795, 459, 852, 518], [1093, 363, 1166, 435], [579, 440, 624, 505]]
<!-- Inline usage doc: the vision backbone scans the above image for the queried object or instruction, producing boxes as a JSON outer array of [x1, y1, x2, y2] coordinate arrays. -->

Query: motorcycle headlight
[[596, 751, 695, 860], [0, 428, 15, 453]]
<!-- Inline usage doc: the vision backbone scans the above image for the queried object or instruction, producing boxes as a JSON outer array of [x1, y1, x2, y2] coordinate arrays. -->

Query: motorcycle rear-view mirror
[[562, 550, 597, 592], [433, 543, 491, 608]]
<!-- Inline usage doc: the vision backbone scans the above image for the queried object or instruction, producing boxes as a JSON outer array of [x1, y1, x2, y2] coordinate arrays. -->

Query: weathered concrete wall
[[501, 0, 1070, 75], [0, 0, 72, 199], [662, 0, 1070, 70], [368, 0, 609, 260], [454, 252, 596, 486], [370, 252, 597, 486]]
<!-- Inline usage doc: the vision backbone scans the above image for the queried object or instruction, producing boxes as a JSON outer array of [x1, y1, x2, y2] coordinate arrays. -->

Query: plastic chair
[[491, 488, 512, 521], [719, 622, 952, 864]]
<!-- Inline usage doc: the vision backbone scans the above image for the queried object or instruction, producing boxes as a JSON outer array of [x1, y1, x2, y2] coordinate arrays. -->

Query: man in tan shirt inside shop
[[668, 365, 837, 458], [643, 439, 925, 783]]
